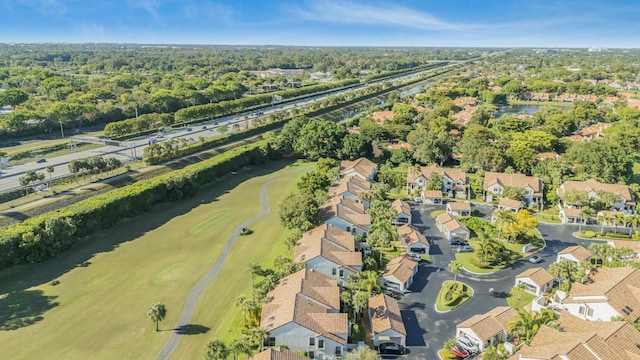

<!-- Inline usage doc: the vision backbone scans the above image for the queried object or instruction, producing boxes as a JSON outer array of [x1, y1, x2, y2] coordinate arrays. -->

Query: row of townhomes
[[407, 164, 637, 223], [257, 158, 417, 359], [452, 243, 640, 359]]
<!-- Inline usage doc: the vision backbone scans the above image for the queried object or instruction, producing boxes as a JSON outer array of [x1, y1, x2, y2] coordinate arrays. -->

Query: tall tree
[[448, 260, 463, 282], [228, 336, 252, 360], [508, 310, 553, 345], [204, 339, 229, 360], [147, 302, 167, 332]]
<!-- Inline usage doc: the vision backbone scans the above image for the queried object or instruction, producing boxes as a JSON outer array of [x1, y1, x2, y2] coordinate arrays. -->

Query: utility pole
[[60, 121, 64, 138]]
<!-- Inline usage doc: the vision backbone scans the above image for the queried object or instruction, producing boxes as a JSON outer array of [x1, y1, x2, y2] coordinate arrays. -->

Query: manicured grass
[[506, 287, 536, 311], [0, 159, 312, 360], [535, 208, 562, 224], [456, 238, 528, 274], [435, 280, 473, 312], [430, 210, 445, 218], [632, 161, 640, 184], [574, 230, 637, 241]]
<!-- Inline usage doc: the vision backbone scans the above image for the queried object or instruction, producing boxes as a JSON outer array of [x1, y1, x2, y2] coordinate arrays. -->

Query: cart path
[[155, 179, 274, 360]]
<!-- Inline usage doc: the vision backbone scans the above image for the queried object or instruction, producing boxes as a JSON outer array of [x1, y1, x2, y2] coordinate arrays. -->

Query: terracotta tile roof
[[387, 142, 413, 151], [565, 266, 640, 322], [608, 240, 640, 254], [382, 254, 418, 283], [423, 190, 443, 198], [436, 212, 455, 224], [372, 111, 394, 126], [319, 196, 371, 230], [369, 294, 407, 336], [557, 179, 635, 204], [340, 157, 378, 180], [447, 202, 471, 212], [516, 267, 554, 287], [457, 306, 517, 342], [452, 110, 472, 126], [436, 213, 469, 232], [483, 172, 542, 195], [602, 96, 620, 105], [328, 176, 371, 198], [453, 96, 477, 107], [536, 151, 560, 162], [408, 164, 468, 184], [510, 313, 640, 360], [391, 199, 411, 216], [560, 207, 583, 218], [261, 269, 348, 345], [294, 224, 362, 271], [250, 347, 309, 360], [498, 198, 523, 209], [557, 245, 592, 261], [397, 224, 429, 248]]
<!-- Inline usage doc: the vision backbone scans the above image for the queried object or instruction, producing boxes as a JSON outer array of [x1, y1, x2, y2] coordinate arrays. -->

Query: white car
[[456, 338, 478, 354]]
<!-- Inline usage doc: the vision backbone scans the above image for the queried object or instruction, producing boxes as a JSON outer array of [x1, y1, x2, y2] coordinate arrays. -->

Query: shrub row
[[174, 79, 358, 123], [460, 216, 497, 237], [103, 113, 173, 139], [10, 142, 71, 161], [0, 140, 274, 269], [442, 281, 465, 306]]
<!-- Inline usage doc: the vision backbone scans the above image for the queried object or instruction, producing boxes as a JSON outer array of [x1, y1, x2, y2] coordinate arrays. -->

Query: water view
[[496, 104, 571, 117]]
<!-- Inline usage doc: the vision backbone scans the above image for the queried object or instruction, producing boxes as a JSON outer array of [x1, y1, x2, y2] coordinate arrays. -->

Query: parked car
[[457, 245, 474, 253], [450, 239, 468, 246], [408, 253, 421, 261], [456, 338, 479, 354], [413, 197, 421, 203], [201, 125, 207, 129], [378, 342, 406, 355], [529, 255, 543, 263], [35, 158, 46, 163]]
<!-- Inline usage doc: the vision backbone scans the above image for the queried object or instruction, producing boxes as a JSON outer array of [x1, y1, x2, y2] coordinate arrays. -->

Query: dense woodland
[[0, 44, 481, 139]]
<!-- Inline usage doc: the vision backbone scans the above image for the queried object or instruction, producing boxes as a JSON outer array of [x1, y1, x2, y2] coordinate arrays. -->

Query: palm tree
[[579, 207, 593, 230], [476, 236, 491, 263], [448, 260, 463, 282], [517, 282, 528, 300], [204, 339, 229, 360], [46, 165, 54, 189], [228, 336, 252, 360], [359, 270, 381, 295], [248, 262, 263, 295], [508, 310, 553, 345], [627, 214, 640, 237], [613, 213, 626, 234], [496, 209, 514, 242], [588, 243, 606, 267], [147, 302, 167, 332], [577, 260, 593, 284], [598, 213, 612, 235], [352, 291, 369, 322], [248, 326, 269, 352], [603, 244, 616, 267], [615, 247, 634, 266], [235, 295, 259, 326]]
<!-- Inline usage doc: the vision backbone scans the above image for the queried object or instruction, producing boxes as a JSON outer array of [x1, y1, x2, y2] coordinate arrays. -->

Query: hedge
[[10, 142, 71, 161], [103, 113, 173, 139], [0, 140, 274, 269]]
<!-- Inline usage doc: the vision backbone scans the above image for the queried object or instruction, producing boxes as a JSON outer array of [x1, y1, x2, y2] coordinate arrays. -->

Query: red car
[[450, 345, 469, 358]]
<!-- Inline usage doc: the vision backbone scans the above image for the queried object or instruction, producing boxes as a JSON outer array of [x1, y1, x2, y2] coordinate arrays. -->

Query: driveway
[[396, 205, 605, 359]]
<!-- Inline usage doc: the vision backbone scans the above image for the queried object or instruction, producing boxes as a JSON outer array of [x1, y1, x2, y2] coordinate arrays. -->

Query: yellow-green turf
[[0, 159, 313, 360]]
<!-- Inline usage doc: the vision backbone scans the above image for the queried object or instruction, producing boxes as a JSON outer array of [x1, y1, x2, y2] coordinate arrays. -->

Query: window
[[579, 306, 586, 315], [318, 339, 324, 349], [335, 347, 342, 356], [587, 308, 594, 317], [339, 269, 344, 277], [266, 337, 276, 347], [351, 228, 356, 234], [346, 226, 351, 232], [332, 268, 337, 275], [308, 351, 315, 359], [309, 338, 315, 346]]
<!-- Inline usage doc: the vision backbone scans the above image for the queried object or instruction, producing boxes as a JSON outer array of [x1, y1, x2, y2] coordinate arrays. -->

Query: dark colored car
[[529, 255, 543, 263], [450, 239, 468, 246], [378, 342, 406, 355], [36, 158, 46, 163]]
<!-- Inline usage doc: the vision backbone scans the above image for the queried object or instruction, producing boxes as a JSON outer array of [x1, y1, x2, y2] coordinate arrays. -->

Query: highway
[[0, 60, 466, 193]]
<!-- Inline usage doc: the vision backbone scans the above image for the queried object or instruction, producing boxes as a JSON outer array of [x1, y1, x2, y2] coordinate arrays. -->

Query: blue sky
[[1, 0, 639, 47]]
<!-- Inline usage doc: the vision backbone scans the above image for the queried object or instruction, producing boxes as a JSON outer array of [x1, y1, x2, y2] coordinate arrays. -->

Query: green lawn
[[506, 287, 536, 311], [430, 210, 445, 218], [435, 280, 473, 312], [535, 208, 562, 224], [0, 159, 313, 360], [456, 238, 530, 274], [632, 160, 640, 184]]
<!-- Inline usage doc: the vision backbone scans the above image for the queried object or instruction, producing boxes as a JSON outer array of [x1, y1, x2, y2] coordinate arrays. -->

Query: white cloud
[[128, 0, 163, 21], [294, 0, 467, 31]]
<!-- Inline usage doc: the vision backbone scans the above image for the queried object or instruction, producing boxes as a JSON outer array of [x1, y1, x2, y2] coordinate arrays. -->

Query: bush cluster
[[103, 113, 173, 139]]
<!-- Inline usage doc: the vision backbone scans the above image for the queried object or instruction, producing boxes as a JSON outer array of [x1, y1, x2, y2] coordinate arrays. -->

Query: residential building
[[497, 198, 524, 213], [293, 224, 362, 286], [339, 157, 378, 181], [435, 213, 470, 241], [557, 179, 636, 214], [483, 172, 543, 208], [251, 347, 309, 360], [446, 202, 472, 217], [453, 96, 477, 107], [509, 312, 640, 360], [407, 165, 469, 199], [327, 176, 371, 206], [456, 306, 518, 352], [251, 68, 306, 78], [261, 269, 349, 359], [535, 151, 560, 162], [391, 199, 412, 226], [372, 111, 394, 126], [607, 239, 640, 258], [562, 266, 640, 322], [319, 196, 371, 236], [422, 190, 444, 205], [397, 224, 429, 254], [557, 245, 592, 264], [368, 294, 407, 346], [558, 207, 587, 224], [381, 254, 419, 293], [515, 268, 554, 296]]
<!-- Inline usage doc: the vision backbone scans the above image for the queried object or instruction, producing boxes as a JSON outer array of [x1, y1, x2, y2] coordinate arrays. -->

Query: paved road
[[155, 179, 274, 360], [396, 205, 604, 359]]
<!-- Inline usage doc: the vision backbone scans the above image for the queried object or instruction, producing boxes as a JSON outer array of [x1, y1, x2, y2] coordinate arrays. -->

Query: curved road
[[155, 179, 274, 360]]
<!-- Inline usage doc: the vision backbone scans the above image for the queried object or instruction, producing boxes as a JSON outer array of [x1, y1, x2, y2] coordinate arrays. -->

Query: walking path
[[155, 179, 274, 360]]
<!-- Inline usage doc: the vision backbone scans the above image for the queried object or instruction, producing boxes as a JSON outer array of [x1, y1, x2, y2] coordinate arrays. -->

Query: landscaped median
[[455, 239, 526, 274], [435, 280, 473, 312]]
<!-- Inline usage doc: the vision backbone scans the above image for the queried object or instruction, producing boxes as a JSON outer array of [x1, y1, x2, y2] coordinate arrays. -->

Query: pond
[[496, 104, 571, 117]]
